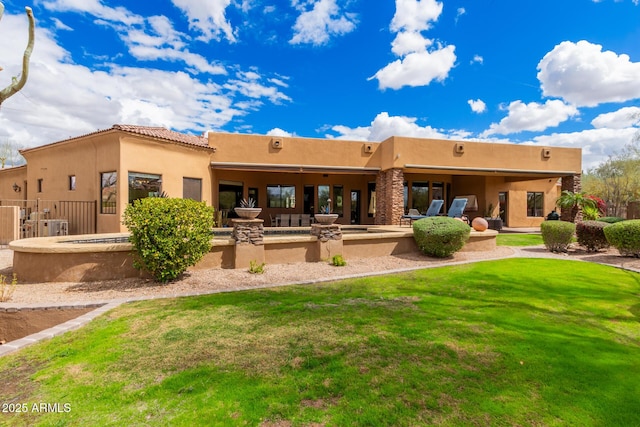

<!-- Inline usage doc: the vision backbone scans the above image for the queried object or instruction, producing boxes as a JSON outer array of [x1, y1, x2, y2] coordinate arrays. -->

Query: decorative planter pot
[[235, 207, 262, 219], [486, 218, 503, 231], [314, 214, 339, 224]]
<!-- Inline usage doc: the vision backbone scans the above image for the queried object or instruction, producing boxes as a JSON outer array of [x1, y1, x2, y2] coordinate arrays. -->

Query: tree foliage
[[582, 140, 640, 217]]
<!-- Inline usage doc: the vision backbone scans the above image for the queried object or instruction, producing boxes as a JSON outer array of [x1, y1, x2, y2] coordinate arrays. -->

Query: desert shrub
[[331, 254, 347, 266], [249, 260, 266, 274], [576, 221, 610, 252], [540, 220, 576, 253], [598, 217, 625, 224], [412, 217, 470, 258], [603, 219, 640, 257], [123, 198, 214, 282], [581, 205, 600, 221]]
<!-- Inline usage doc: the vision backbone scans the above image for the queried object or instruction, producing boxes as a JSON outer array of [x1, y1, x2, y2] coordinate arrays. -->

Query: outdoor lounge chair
[[400, 200, 445, 225], [447, 198, 468, 220]]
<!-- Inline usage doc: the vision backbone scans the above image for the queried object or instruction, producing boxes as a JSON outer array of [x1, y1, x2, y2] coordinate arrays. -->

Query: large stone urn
[[314, 214, 338, 224]]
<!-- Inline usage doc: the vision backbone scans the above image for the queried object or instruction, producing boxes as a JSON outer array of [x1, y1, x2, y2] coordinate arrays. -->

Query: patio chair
[[279, 213, 290, 227], [300, 214, 311, 227], [447, 198, 468, 220], [270, 214, 279, 227], [424, 199, 444, 217], [400, 209, 422, 226], [290, 214, 301, 227]]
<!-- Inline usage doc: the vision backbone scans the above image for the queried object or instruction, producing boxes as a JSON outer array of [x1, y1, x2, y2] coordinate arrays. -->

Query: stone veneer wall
[[375, 168, 405, 225], [232, 219, 264, 245], [310, 224, 342, 241], [560, 174, 582, 222]]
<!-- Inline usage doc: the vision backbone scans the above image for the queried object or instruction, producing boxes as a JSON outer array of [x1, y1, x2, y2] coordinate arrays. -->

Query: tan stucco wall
[[118, 136, 213, 232], [387, 137, 581, 175], [0, 165, 27, 200], [209, 132, 382, 170]]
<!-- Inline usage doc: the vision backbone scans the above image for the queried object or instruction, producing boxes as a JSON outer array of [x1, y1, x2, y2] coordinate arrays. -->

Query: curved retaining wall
[[9, 228, 497, 283]]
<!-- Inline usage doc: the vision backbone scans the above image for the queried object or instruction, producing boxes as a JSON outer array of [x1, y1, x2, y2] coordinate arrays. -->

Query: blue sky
[[0, 0, 639, 169]]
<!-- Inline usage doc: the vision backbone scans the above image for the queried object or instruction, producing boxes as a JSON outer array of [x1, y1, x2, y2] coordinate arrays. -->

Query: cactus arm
[[0, 6, 35, 105]]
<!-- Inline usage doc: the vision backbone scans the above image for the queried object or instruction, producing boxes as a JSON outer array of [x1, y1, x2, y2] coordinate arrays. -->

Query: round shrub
[[540, 220, 575, 253], [123, 197, 215, 282], [575, 221, 609, 252], [412, 216, 470, 258], [598, 216, 625, 224], [603, 219, 640, 257]]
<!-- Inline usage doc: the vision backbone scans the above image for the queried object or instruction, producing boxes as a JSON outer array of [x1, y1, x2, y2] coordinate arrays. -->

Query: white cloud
[[370, 46, 456, 90], [527, 127, 638, 170], [390, 0, 443, 32], [468, 99, 486, 113], [290, 0, 358, 46], [40, 0, 144, 26], [482, 100, 579, 136], [0, 8, 290, 149], [591, 106, 640, 129], [537, 40, 640, 107], [170, 0, 237, 42], [371, 0, 456, 90], [471, 54, 483, 65], [391, 31, 432, 56], [455, 7, 466, 23], [266, 127, 294, 137], [329, 112, 447, 141]]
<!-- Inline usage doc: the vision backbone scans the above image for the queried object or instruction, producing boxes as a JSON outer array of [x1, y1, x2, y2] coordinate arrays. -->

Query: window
[[527, 192, 544, 217], [318, 185, 330, 213], [128, 172, 162, 204], [267, 185, 296, 208], [411, 181, 429, 213], [100, 172, 117, 214], [183, 177, 202, 201], [333, 185, 344, 216], [69, 175, 76, 191], [248, 187, 258, 206], [37, 178, 43, 193]]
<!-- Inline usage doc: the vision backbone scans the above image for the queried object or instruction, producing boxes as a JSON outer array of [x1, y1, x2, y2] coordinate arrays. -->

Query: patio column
[[560, 174, 582, 222], [375, 168, 404, 225], [232, 218, 265, 269], [311, 224, 343, 260]]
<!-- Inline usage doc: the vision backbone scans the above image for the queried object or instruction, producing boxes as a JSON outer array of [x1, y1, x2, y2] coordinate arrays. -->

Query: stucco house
[[0, 124, 582, 233]]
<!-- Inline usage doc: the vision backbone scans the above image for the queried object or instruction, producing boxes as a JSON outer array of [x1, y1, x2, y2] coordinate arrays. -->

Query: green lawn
[[1, 258, 639, 426], [496, 232, 543, 246]]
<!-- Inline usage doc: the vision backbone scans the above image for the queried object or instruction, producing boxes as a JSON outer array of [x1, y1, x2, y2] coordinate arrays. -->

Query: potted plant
[[314, 199, 338, 224], [234, 198, 262, 219]]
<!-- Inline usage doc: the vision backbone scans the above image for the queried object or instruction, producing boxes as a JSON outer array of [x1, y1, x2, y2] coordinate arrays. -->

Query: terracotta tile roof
[[112, 124, 209, 149]]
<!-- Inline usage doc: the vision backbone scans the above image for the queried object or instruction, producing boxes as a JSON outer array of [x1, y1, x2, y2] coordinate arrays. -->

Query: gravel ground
[[1, 245, 639, 307]]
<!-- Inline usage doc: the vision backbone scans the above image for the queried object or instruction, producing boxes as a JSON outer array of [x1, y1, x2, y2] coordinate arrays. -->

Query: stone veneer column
[[375, 168, 404, 226], [232, 219, 265, 269], [311, 224, 343, 260], [560, 174, 582, 222]]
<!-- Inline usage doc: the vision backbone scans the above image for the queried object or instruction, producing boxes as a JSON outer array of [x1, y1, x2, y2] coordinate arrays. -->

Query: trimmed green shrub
[[331, 254, 347, 266], [123, 197, 215, 282], [412, 217, 470, 258], [598, 217, 625, 224], [540, 220, 576, 253], [603, 219, 640, 257], [576, 221, 609, 252]]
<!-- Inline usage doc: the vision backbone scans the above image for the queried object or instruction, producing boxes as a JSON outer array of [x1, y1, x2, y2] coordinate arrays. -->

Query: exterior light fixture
[[12, 183, 21, 193]]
